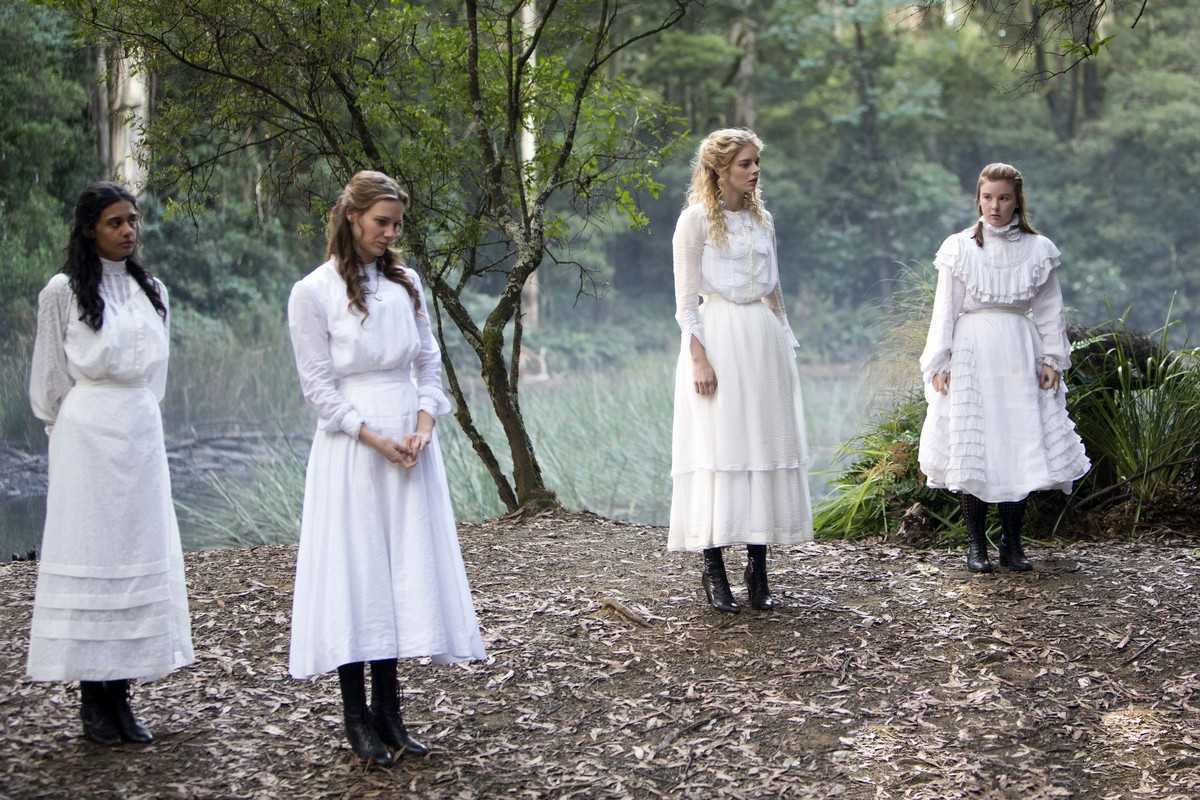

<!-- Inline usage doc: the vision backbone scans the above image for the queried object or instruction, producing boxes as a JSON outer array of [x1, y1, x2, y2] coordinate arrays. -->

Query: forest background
[[1, 0, 1196, 552]]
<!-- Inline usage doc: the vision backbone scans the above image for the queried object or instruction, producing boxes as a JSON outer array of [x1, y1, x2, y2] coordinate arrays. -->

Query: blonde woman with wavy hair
[[918, 162, 1090, 573], [287, 170, 485, 766], [669, 129, 813, 614]]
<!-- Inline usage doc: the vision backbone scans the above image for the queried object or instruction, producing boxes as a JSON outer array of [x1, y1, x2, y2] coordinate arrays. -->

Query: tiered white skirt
[[668, 296, 813, 551], [26, 383, 194, 682], [288, 373, 485, 679], [918, 309, 1091, 502]]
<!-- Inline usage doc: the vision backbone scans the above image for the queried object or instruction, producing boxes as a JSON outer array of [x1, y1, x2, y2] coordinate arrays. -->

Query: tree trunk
[[519, 1, 541, 332], [95, 45, 150, 193], [852, 19, 893, 307], [729, 11, 756, 128]]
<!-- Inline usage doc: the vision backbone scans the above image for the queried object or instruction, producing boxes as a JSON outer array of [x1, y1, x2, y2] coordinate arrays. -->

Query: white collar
[[979, 217, 1023, 242]]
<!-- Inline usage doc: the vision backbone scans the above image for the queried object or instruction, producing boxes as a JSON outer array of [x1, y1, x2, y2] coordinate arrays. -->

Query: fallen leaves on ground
[[1, 511, 1198, 799]]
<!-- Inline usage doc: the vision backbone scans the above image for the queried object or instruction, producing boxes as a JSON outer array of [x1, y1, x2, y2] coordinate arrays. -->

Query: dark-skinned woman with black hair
[[27, 182, 194, 745]]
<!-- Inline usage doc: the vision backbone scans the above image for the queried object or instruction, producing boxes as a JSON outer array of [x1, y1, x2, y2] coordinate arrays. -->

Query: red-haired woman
[[919, 163, 1090, 573], [28, 182, 194, 745], [287, 171, 485, 766]]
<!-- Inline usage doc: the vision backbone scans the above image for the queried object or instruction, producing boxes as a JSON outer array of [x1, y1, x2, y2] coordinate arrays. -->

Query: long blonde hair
[[686, 128, 766, 248], [326, 170, 420, 316], [972, 162, 1038, 248]]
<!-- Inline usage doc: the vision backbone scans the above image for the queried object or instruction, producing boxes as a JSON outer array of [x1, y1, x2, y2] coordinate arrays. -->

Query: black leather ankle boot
[[998, 500, 1033, 571], [744, 545, 775, 611], [369, 659, 428, 757], [701, 547, 739, 613], [105, 679, 152, 743], [338, 662, 392, 766], [960, 493, 994, 573], [80, 681, 121, 745]]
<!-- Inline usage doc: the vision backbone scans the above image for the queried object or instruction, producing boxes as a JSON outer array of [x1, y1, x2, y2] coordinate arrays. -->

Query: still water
[[0, 489, 228, 558]]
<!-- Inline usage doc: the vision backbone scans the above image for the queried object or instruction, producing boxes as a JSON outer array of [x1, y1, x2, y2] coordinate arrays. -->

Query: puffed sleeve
[[672, 206, 706, 349], [149, 279, 170, 403], [407, 269, 451, 417], [1031, 270, 1071, 373], [918, 236, 966, 383], [762, 216, 800, 348], [29, 275, 73, 433], [287, 279, 364, 437]]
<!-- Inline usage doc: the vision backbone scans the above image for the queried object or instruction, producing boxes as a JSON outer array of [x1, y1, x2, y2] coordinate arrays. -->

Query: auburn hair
[[972, 162, 1038, 247], [326, 170, 420, 316]]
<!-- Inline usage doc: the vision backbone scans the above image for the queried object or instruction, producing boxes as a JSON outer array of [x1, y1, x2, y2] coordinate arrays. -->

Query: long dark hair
[[326, 170, 421, 318], [64, 182, 167, 331]]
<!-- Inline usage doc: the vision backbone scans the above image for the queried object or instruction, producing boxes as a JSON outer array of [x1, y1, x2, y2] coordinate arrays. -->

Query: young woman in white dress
[[27, 182, 194, 745], [287, 170, 485, 766], [918, 162, 1091, 572], [669, 129, 813, 613]]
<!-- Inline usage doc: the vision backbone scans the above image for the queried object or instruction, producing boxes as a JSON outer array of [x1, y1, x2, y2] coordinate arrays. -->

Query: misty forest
[[1, 0, 1198, 798]]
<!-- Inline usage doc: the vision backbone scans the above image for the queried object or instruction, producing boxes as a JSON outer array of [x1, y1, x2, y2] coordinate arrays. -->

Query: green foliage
[[1068, 318, 1200, 506], [0, 1, 96, 334], [163, 308, 306, 430], [812, 392, 948, 539], [137, 191, 314, 317], [814, 309, 1200, 539]]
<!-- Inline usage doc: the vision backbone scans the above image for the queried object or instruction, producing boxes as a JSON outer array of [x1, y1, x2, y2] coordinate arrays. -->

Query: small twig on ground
[[1121, 638, 1158, 665]]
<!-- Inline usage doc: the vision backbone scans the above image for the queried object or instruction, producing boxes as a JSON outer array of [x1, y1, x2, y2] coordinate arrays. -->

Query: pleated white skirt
[[668, 296, 813, 551], [288, 373, 485, 679], [26, 383, 194, 682], [918, 309, 1091, 502]]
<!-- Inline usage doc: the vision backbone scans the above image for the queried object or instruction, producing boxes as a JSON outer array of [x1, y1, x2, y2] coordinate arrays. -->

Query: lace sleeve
[[407, 269, 451, 417], [763, 222, 800, 348], [672, 207, 706, 350], [29, 275, 73, 433], [287, 280, 363, 437]]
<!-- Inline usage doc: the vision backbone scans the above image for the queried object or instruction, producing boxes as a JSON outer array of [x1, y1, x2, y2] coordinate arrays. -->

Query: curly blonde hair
[[685, 128, 766, 248], [971, 162, 1039, 248]]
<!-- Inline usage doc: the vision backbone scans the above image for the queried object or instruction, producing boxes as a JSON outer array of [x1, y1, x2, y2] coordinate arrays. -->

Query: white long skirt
[[26, 382, 194, 682], [668, 296, 813, 551], [288, 373, 485, 679], [918, 309, 1091, 502]]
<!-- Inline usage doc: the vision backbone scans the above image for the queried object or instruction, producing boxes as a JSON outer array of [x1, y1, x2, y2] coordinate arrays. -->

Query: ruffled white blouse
[[919, 220, 1070, 383], [672, 203, 798, 349], [286, 260, 451, 437]]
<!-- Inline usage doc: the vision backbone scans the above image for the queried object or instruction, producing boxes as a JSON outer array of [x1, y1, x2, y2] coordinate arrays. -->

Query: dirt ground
[[1, 511, 1198, 799]]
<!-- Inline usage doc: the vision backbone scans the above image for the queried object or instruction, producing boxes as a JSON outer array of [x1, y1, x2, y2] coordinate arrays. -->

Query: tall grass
[[180, 352, 876, 548], [164, 306, 306, 433], [1069, 320, 1200, 509], [0, 327, 39, 449]]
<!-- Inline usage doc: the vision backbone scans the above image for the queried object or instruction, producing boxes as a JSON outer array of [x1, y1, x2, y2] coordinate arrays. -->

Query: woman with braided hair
[[668, 129, 813, 613], [918, 162, 1091, 572], [287, 170, 485, 765], [27, 181, 194, 745]]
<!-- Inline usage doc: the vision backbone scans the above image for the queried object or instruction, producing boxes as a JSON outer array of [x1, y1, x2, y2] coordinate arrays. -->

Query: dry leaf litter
[[1, 511, 1198, 799]]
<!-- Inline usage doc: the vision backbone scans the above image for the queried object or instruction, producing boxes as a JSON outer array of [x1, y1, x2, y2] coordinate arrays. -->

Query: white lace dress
[[26, 260, 194, 682], [668, 204, 813, 551], [918, 220, 1091, 502], [286, 260, 485, 678]]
